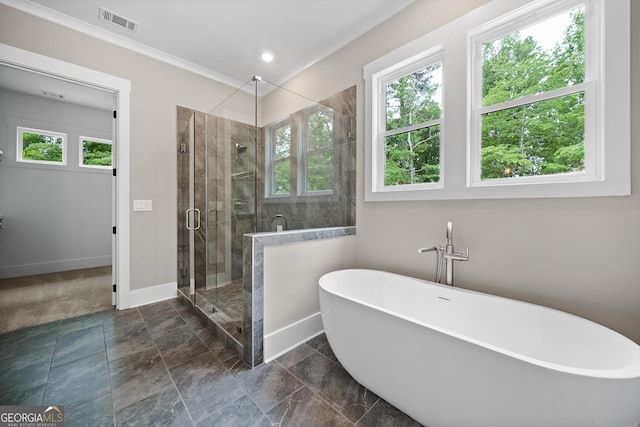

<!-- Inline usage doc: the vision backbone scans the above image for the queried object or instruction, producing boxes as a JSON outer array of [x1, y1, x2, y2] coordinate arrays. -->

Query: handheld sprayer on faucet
[[418, 221, 469, 286]]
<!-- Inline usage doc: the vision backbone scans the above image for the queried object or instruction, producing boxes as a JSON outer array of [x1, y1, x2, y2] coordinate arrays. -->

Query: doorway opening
[[0, 43, 131, 332]]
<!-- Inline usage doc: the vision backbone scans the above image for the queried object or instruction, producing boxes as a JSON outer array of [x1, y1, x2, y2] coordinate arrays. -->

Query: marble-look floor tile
[[0, 321, 59, 359], [101, 308, 143, 331], [195, 329, 237, 362], [65, 392, 114, 427], [175, 306, 205, 332], [144, 308, 188, 336], [275, 343, 315, 369], [153, 324, 209, 368], [288, 351, 379, 423], [44, 352, 110, 407], [138, 300, 174, 318], [0, 383, 45, 406], [170, 351, 245, 423], [233, 359, 304, 412], [104, 319, 155, 361], [58, 310, 112, 336], [0, 345, 53, 397], [114, 386, 193, 427], [305, 333, 340, 364], [52, 324, 105, 367], [266, 386, 352, 427], [357, 398, 423, 427], [109, 347, 173, 411], [196, 394, 270, 427]]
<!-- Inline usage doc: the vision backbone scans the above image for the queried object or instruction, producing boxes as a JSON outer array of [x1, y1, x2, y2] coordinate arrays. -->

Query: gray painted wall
[[0, 88, 112, 278], [279, 0, 640, 344]]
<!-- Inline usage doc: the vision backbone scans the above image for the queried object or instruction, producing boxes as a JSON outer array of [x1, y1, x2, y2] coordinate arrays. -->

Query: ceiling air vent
[[42, 91, 65, 100], [99, 7, 138, 32]]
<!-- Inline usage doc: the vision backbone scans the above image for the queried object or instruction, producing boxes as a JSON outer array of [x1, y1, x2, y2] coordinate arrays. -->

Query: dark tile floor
[[0, 298, 422, 426]]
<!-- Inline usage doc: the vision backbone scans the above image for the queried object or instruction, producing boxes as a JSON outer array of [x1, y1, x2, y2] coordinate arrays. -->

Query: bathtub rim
[[319, 268, 640, 380]]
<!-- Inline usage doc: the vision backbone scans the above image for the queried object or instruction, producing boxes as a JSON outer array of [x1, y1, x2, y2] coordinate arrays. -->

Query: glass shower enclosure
[[178, 77, 258, 349], [177, 77, 356, 363]]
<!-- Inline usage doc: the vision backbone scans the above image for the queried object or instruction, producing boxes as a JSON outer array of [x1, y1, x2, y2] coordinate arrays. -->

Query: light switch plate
[[133, 199, 152, 211]]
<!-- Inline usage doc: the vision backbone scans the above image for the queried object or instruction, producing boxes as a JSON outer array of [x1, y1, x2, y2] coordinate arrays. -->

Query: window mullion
[[381, 118, 442, 138], [478, 83, 590, 116]]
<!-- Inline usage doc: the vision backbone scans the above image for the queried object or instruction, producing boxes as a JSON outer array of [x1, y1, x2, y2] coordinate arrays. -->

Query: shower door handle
[[185, 208, 201, 230]]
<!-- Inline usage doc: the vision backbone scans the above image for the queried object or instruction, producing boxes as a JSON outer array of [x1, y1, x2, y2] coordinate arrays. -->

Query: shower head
[[235, 143, 248, 154]]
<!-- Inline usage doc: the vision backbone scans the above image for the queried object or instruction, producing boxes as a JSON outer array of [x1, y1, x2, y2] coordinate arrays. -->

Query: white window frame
[[368, 47, 445, 196], [363, 0, 629, 201], [16, 126, 67, 166], [79, 136, 113, 169], [265, 118, 293, 198], [468, 0, 597, 188], [300, 105, 335, 196]]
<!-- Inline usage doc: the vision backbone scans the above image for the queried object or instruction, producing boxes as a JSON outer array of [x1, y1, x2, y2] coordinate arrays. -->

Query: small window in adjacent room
[[80, 137, 112, 168], [17, 127, 66, 165], [302, 106, 334, 195]]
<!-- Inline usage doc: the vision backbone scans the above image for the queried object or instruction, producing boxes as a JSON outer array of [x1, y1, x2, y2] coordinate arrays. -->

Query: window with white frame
[[17, 127, 67, 165], [370, 49, 444, 193], [385, 59, 443, 188], [80, 136, 112, 168], [469, 1, 592, 185], [265, 104, 338, 199], [302, 106, 334, 195], [267, 120, 292, 197], [364, 0, 630, 201]]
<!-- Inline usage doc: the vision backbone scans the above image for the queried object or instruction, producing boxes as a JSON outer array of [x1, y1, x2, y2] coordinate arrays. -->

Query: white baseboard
[[0, 256, 112, 279], [264, 312, 324, 363], [124, 281, 177, 309]]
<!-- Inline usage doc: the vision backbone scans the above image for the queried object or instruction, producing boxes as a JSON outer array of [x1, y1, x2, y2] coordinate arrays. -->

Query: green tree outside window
[[22, 132, 63, 162], [480, 6, 585, 179]]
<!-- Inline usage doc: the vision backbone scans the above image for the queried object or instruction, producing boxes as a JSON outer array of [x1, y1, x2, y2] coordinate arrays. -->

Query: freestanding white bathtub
[[319, 269, 640, 427]]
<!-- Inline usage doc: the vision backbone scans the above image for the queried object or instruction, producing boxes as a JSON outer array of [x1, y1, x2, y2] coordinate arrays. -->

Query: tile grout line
[[100, 319, 118, 427], [140, 305, 197, 427], [274, 356, 358, 425], [39, 321, 63, 406]]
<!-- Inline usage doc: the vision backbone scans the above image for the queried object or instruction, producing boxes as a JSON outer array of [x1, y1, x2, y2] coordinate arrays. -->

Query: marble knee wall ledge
[[243, 226, 356, 366]]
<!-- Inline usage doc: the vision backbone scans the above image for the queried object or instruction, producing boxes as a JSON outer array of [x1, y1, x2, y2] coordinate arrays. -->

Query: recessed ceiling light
[[261, 52, 274, 62]]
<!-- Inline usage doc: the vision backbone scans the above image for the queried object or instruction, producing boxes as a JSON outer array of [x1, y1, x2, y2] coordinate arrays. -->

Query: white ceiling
[[1, 0, 414, 109]]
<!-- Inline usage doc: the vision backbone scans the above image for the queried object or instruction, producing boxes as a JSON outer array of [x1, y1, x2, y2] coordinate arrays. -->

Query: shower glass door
[[177, 112, 196, 304], [202, 111, 257, 344]]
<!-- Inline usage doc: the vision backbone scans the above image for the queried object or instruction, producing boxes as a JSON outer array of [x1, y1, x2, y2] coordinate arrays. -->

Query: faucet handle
[[418, 246, 437, 254]]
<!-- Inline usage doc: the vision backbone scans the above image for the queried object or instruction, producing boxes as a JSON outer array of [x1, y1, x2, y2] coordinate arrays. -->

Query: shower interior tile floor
[[0, 298, 423, 427], [196, 280, 243, 342]]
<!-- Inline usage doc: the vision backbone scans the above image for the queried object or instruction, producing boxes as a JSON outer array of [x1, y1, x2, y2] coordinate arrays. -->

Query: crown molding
[[1, 0, 245, 90]]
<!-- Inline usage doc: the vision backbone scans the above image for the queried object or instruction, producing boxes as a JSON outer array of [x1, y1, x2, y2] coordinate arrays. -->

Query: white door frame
[[0, 43, 132, 309]]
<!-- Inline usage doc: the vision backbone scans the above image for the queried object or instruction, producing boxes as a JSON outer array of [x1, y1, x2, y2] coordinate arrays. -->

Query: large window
[[383, 59, 442, 187], [302, 106, 334, 194], [470, 1, 592, 186], [265, 104, 336, 199], [364, 0, 630, 201], [267, 120, 292, 197], [17, 127, 66, 165]]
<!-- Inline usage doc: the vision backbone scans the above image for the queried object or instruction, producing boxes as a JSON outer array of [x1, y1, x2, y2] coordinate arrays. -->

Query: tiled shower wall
[[256, 86, 357, 232]]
